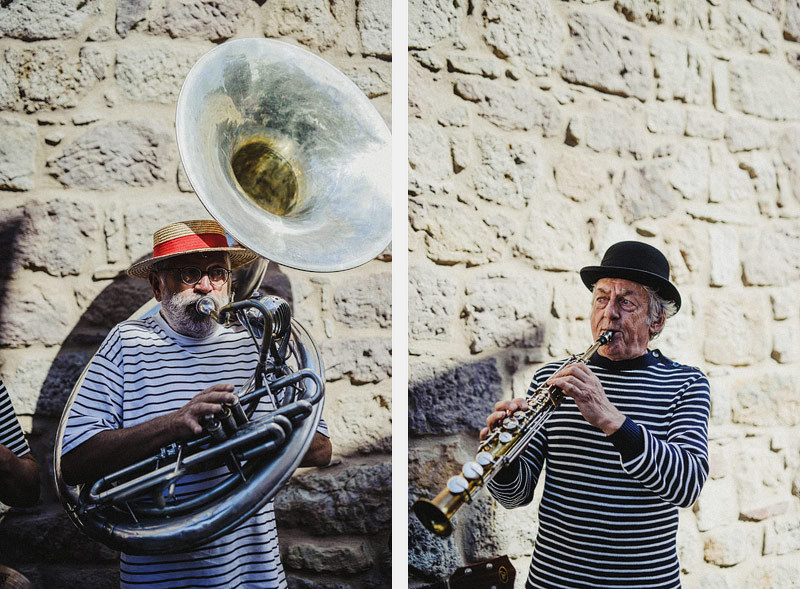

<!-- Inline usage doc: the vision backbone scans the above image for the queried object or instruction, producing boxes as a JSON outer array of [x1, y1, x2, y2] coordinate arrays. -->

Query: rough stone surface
[[651, 37, 711, 105], [703, 291, 770, 365], [703, 524, 753, 566], [708, 225, 740, 287], [48, 120, 172, 190], [408, 358, 503, 435], [0, 116, 37, 191], [0, 45, 105, 112], [472, 135, 540, 208], [560, 11, 652, 101], [148, 0, 248, 41], [8, 351, 92, 417], [115, 0, 151, 38], [408, 0, 462, 50], [408, 120, 452, 195], [325, 389, 390, 456], [578, 101, 647, 159], [764, 513, 800, 555], [0, 0, 99, 40], [357, 0, 391, 57], [332, 272, 391, 329], [730, 371, 800, 427], [740, 226, 800, 286], [617, 162, 680, 223], [729, 59, 800, 121], [409, 265, 459, 340], [286, 541, 372, 574], [481, 0, 565, 76], [275, 463, 391, 535], [263, 0, 343, 51], [319, 337, 391, 384], [725, 1, 781, 55], [115, 47, 201, 104]]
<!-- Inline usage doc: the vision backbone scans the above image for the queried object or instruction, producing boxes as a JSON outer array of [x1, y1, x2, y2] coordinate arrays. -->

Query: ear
[[149, 271, 163, 302], [649, 308, 666, 338]]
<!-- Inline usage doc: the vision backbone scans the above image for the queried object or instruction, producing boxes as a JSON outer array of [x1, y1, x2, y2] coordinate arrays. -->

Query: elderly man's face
[[149, 252, 231, 338], [590, 278, 656, 361]]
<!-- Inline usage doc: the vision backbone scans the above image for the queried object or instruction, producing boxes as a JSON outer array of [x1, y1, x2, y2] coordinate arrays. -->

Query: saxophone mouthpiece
[[196, 296, 219, 320], [598, 330, 614, 345]]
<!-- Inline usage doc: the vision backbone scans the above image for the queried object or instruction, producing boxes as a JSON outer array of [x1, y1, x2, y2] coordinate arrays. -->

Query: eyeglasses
[[161, 266, 232, 286]]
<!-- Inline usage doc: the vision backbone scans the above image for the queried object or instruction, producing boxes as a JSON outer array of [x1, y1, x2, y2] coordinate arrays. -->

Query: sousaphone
[[53, 38, 391, 554]]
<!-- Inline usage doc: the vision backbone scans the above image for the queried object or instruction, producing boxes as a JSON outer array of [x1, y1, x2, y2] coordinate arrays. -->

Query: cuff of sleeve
[[607, 416, 644, 462]]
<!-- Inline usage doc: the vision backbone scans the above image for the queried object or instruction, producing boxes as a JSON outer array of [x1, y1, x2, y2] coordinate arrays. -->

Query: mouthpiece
[[196, 296, 218, 319], [598, 330, 614, 346]]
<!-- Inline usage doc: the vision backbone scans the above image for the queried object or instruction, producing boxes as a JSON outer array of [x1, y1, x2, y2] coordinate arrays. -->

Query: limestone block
[[712, 60, 730, 113], [651, 37, 712, 105], [560, 11, 652, 101], [677, 510, 703, 574], [262, 0, 343, 51], [408, 0, 462, 50], [708, 225, 740, 287], [725, 1, 780, 55], [729, 59, 800, 121], [357, 0, 391, 57], [408, 358, 503, 435], [554, 149, 609, 202], [464, 273, 551, 353], [447, 54, 501, 79], [0, 507, 117, 563], [0, 198, 98, 277], [738, 151, 777, 194], [408, 199, 502, 266], [732, 442, 789, 519], [617, 162, 679, 223], [454, 79, 561, 135], [332, 272, 391, 328], [770, 290, 796, 320], [408, 514, 461, 578], [0, 0, 98, 40], [730, 370, 800, 426], [481, 0, 565, 76], [741, 226, 800, 286], [409, 265, 459, 341], [513, 201, 592, 271], [275, 462, 391, 535], [0, 279, 75, 347], [764, 513, 800, 555], [772, 319, 800, 364], [343, 63, 390, 98], [579, 101, 647, 159], [726, 116, 770, 152], [286, 540, 372, 574], [116, 0, 151, 38], [325, 388, 390, 456], [788, 0, 800, 41], [703, 290, 769, 365], [745, 557, 800, 589], [408, 120, 452, 195], [614, 0, 665, 24], [686, 110, 725, 139], [0, 45, 104, 112], [48, 120, 173, 190], [694, 476, 739, 531], [646, 103, 687, 135], [149, 0, 248, 40], [703, 524, 755, 566], [708, 149, 756, 203], [6, 351, 92, 417], [465, 492, 538, 561], [318, 337, 391, 384], [115, 47, 201, 104], [778, 125, 800, 202], [408, 442, 461, 497], [0, 117, 36, 191], [670, 142, 709, 201], [473, 135, 540, 208]]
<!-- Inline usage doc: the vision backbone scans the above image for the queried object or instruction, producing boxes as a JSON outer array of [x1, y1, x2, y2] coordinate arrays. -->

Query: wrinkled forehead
[[592, 277, 648, 298], [169, 251, 230, 269]]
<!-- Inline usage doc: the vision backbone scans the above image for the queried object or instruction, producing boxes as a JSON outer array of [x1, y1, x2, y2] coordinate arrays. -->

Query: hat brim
[[127, 247, 260, 279], [580, 265, 681, 311]]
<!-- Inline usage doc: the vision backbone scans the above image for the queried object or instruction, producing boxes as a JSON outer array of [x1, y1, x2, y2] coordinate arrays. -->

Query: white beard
[[161, 289, 230, 338]]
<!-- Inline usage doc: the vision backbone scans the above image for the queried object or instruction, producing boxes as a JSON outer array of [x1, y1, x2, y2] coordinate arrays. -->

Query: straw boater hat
[[127, 220, 259, 279], [579, 241, 681, 312]]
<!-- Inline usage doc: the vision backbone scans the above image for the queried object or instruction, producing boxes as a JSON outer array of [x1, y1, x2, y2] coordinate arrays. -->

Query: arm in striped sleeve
[[610, 372, 710, 508]]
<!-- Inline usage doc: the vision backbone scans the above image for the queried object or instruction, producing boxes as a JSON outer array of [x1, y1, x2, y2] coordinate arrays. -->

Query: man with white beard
[[61, 219, 331, 588]]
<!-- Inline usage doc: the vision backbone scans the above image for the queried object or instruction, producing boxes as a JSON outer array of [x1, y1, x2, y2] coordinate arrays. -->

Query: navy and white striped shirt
[[0, 379, 30, 458], [63, 313, 328, 589], [488, 349, 710, 589]]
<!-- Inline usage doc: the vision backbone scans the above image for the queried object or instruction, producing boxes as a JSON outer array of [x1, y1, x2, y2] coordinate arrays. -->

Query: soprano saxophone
[[413, 330, 614, 537]]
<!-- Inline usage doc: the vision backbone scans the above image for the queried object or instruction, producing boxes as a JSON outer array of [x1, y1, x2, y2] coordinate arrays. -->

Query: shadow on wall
[[0, 259, 391, 588]]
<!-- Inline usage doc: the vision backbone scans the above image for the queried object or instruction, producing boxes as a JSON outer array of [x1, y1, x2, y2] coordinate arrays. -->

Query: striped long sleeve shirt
[[63, 313, 328, 589], [488, 349, 710, 589], [0, 379, 30, 458]]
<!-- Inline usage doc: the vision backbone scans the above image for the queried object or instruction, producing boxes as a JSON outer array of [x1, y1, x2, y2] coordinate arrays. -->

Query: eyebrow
[[594, 287, 639, 297]]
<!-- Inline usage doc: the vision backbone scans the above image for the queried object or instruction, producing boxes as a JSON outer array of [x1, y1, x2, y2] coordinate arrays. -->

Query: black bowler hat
[[580, 241, 681, 312]]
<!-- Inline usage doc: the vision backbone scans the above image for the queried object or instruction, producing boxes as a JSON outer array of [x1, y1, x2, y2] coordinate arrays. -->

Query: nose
[[193, 273, 213, 294], [602, 299, 620, 321]]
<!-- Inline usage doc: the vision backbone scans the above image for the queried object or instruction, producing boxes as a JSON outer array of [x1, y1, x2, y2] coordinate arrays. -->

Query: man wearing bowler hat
[[61, 220, 331, 589], [481, 241, 710, 589]]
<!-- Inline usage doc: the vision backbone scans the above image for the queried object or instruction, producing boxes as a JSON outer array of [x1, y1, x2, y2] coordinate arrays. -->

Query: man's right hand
[[479, 397, 529, 440], [168, 384, 237, 437]]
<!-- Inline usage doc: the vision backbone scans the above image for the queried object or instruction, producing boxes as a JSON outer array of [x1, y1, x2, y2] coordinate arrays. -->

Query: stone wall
[[0, 1, 391, 588], [408, 1, 800, 588]]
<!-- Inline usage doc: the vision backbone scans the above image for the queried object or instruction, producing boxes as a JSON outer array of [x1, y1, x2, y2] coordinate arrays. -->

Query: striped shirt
[[488, 349, 710, 589], [63, 313, 328, 589], [0, 379, 30, 458]]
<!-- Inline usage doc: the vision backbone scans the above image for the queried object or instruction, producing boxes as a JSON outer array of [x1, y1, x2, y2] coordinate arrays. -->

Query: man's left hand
[[547, 363, 626, 435]]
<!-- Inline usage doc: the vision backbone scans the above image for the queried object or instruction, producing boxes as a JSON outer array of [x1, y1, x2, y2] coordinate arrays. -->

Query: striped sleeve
[[0, 379, 30, 457], [61, 328, 126, 455], [617, 372, 710, 508]]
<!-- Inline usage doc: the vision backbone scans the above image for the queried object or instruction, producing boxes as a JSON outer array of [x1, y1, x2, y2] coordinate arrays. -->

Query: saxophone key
[[447, 476, 470, 494], [462, 461, 484, 480]]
